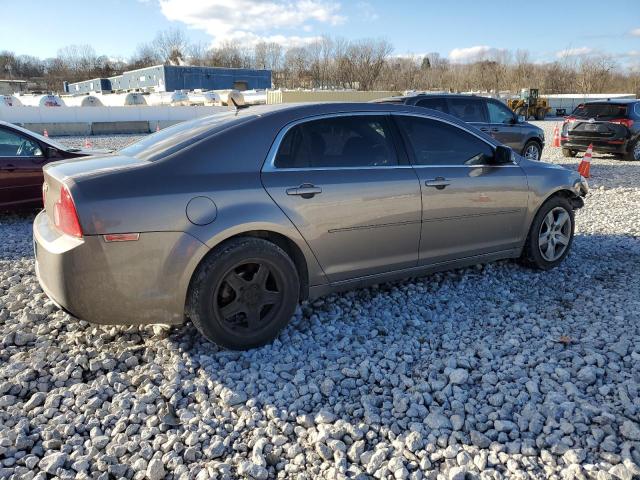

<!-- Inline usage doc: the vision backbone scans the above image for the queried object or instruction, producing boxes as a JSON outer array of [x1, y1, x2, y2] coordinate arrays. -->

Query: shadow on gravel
[[141, 231, 640, 472]]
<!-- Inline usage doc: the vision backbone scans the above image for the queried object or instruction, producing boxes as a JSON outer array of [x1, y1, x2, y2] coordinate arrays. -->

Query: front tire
[[187, 237, 299, 350], [522, 140, 542, 161], [520, 196, 575, 270]]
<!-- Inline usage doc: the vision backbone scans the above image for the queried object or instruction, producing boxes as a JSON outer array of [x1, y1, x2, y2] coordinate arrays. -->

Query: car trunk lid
[[42, 154, 146, 226]]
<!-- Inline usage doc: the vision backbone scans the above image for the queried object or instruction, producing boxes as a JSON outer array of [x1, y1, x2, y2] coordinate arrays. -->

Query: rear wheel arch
[[187, 230, 310, 305]]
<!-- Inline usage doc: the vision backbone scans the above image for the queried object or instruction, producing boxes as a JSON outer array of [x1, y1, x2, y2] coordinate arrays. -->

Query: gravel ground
[[0, 122, 639, 480]]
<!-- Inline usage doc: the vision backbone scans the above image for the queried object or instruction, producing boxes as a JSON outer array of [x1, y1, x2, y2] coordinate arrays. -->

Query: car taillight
[[53, 185, 83, 238], [610, 118, 634, 128]]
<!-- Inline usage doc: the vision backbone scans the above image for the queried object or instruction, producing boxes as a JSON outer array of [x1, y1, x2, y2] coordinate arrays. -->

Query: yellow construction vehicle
[[507, 88, 551, 120]]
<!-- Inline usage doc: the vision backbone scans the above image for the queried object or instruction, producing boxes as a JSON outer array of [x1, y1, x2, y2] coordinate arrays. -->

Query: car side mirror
[[493, 145, 513, 165], [517, 115, 526, 123], [45, 147, 61, 159]]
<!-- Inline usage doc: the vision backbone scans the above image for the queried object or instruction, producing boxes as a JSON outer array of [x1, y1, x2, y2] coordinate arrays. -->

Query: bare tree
[[152, 29, 190, 65]]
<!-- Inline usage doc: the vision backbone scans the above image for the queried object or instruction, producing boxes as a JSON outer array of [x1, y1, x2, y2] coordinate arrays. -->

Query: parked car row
[[32, 103, 588, 349]]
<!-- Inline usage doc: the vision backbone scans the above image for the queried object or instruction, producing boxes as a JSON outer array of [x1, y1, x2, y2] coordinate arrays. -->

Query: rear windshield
[[120, 111, 254, 161], [571, 103, 628, 119]]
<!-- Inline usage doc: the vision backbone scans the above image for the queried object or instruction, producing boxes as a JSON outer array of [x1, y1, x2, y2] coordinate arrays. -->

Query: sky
[[1, 0, 638, 68]]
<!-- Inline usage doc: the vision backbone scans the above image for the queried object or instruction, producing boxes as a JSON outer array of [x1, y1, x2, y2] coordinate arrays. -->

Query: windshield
[[120, 111, 254, 161], [6, 122, 71, 151], [572, 103, 628, 119]]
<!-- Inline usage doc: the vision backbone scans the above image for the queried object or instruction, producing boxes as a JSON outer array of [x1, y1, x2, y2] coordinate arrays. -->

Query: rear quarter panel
[[66, 120, 327, 288]]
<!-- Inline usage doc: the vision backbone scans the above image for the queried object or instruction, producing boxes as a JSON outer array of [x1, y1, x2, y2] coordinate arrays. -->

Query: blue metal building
[[65, 65, 272, 94]]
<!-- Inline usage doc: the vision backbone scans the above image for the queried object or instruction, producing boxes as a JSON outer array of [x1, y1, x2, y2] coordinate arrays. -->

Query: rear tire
[[562, 148, 577, 158], [187, 237, 299, 350], [624, 139, 640, 161], [520, 196, 575, 270]]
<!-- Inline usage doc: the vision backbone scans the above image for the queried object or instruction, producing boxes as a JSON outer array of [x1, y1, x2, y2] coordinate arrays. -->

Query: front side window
[[396, 116, 495, 166], [274, 115, 398, 169], [487, 101, 515, 124], [0, 129, 43, 157], [416, 97, 449, 113], [448, 98, 488, 123]]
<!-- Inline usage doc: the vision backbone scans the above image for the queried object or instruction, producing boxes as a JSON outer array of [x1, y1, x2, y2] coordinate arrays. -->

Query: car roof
[[374, 93, 490, 103], [124, 101, 500, 163], [170, 101, 478, 132], [581, 98, 638, 105]]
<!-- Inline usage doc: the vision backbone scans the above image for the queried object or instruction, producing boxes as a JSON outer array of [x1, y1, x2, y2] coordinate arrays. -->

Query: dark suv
[[375, 94, 546, 160], [561, 99, 639, 161]]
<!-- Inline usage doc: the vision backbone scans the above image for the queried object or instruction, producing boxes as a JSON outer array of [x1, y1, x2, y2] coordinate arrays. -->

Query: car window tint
[[447, 98, 487, 122], [397, 116, 494, 166], [274, 116, 398, 168], [572, 103, 627, 119], [487, 101, 514, 124], [0, 129, 42, 157], [416, 97, 449, 113]]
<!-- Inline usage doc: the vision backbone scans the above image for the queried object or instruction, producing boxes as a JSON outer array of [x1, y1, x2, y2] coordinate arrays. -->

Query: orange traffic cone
[[577, 144, 592, 178], [43, 129, 48, 137], [552, 124, 561, 147], [84, 138, 92, 148]]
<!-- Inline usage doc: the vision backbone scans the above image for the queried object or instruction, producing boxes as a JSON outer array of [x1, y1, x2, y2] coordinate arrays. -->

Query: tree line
[[1, 29, 638, 96]]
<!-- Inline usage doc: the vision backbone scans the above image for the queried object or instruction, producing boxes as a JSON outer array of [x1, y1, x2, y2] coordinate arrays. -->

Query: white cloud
[[555, 47, 594, 58], [158, 0, 345, 46], [448, 45, 507, 63], [356, 1, 379, 21], [630, 28, 640, 37]]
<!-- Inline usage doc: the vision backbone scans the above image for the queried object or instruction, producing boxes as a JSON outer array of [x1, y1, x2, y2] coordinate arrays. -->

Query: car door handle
[[425, 178, 450, 190], [286, 184, 322, 198]]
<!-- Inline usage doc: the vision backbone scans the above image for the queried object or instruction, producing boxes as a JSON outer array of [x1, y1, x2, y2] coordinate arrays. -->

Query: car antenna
[[229, 96, 249, 115]]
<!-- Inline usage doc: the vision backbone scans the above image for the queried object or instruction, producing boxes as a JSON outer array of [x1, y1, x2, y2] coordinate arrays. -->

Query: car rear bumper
[[561, 138, 628, 154], [33, 210, 209, 325]]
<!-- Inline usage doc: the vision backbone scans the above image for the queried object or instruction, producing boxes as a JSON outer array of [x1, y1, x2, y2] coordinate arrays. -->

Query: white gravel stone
[[0, 124, 638, 478]]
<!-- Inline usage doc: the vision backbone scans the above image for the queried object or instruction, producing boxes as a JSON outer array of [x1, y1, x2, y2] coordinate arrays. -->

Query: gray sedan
[[33, 103, 588, 349]]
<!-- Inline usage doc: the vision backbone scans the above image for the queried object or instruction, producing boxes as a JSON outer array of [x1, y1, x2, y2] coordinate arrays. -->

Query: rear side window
[[487, 101, 515, 124], [448, 98, 488, 122], [572, 103, 628, 119], [416, 97, 449, 113], [274, 115, 398, 169], [396, 116, 495, 166]]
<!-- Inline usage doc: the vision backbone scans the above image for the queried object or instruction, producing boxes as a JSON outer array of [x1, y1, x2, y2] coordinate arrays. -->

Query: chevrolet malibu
[[34, 103, 588, 350]]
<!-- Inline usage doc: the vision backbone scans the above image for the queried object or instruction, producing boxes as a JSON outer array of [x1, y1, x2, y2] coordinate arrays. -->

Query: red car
[[0, 121, 107, 209]]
